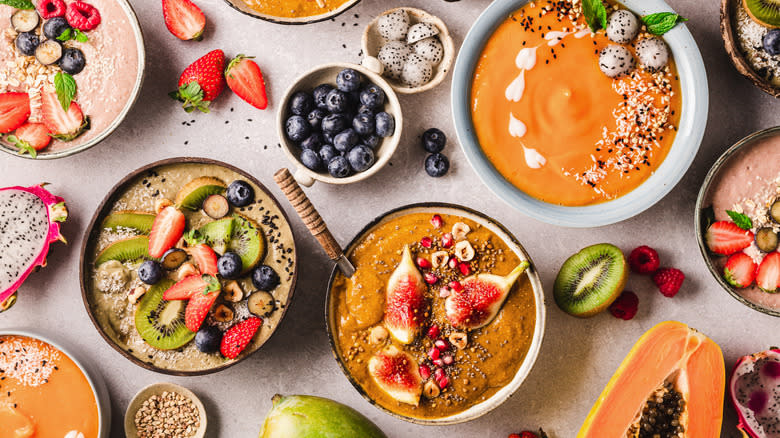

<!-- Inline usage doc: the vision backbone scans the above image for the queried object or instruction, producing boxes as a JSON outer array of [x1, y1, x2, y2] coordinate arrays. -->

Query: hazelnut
[[423, 380, 440, 398], [128, 286, 147, 305], [449, 332, 468, 350], [452, 222, 471, 240], [155, 198, 173, 214], [454, 240, 475, 262], [431, 251, 449, 268], [214, 304, 234, 323], [369, 325, 389, 345], [223, 281, 244, 302]]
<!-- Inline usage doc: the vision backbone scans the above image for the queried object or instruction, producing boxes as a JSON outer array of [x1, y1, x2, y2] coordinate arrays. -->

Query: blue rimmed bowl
[[451, 0, 708, 228]]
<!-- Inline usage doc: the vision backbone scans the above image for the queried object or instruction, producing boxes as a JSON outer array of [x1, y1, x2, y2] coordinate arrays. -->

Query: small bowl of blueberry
[[277, 63, 402, 186]]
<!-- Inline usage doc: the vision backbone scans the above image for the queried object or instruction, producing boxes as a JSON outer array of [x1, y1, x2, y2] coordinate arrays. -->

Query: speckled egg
[[377, 9, 410, 41], [636, 37, 670, 72], [401, 53, 433, 87], [598, 44, 635, 78], [406, 22, 440, 44], [606, 9, 640, 44], [412, 37, 444, 65], [378, 40, 411, 80]]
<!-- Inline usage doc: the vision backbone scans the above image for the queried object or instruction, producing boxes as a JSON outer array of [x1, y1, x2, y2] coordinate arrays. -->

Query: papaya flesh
[[578, 321, 725, 438]]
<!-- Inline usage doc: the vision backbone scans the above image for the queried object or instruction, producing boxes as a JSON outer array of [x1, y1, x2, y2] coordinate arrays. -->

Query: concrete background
[[0, 0, 777, 436]]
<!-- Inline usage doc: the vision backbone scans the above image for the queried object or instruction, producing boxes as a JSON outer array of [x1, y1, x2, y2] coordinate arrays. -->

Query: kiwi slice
[[134, 279, 195, 350], [553, 243, 628, 317], [744, 0, 780, 27], [229, 214, 266, 274], [95, 236, 150, 266], [175, 177, 226, 210], [197, 218, 235, 254], [101, 211, 155, 234]]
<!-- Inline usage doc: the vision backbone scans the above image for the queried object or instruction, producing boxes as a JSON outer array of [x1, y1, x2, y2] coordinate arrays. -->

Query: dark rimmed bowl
[[222, 0, 360, 25], [325, 203, 546, 425], [79, 157, 299, 376], [694, 126, 780, 318]]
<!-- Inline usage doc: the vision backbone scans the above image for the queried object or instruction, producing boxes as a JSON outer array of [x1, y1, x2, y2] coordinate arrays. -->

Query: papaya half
[[578, 321, 725, 438]]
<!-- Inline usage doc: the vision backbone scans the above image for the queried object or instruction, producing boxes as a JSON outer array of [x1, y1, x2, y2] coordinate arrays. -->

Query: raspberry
[[37, 0, 66, 19], [66, 1, 101, 31], [628, 245, 660, 274], [653, 267, 685, 298], [608, 291, 639, 320]]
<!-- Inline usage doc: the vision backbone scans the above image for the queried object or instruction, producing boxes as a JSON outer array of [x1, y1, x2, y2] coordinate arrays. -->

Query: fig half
[[368, 345, 422, 406], [383, 246, 427, 344]]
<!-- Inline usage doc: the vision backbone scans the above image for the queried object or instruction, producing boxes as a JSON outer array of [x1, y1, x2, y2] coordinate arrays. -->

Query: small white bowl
[[277, 63, 403, 187], [124, 383, 207, 438], [362, 7, 455, 94]]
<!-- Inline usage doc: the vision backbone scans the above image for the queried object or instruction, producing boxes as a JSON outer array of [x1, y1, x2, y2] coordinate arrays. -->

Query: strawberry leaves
[[727, 210, 753, 230], [169, 82, 210, 113], [6, 134, 37, 158], [203, 274, 220, 294]]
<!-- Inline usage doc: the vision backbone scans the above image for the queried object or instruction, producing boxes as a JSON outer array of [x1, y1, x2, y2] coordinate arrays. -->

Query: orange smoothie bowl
[[0, 330, 110, 438], [452, 0, 708, 227]]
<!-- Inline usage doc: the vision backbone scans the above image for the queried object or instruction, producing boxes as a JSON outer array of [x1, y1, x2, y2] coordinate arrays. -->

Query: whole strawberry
[[653, 267, 685, 298], [169, 49, 225, 113], [220, 316, 262, 359]]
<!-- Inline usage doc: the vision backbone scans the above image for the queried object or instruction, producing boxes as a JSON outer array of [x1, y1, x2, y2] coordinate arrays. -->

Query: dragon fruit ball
[[598, 44, 635, 78], [636, 37, 670, 72], [401, 53, 433, 88], [406, 22, 440, 44], [377, 40, 411, 80], [606, 9, 640, 44], [413, 37, 444, 65], [377, 9, 410, 41]]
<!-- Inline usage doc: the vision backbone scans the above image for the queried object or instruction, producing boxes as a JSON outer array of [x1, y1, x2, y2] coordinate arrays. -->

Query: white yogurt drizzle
[[509, 113, 546, 169], [509, 113, 527, 138], [505, 69, 525, 102], [515, 47, 538, 70]]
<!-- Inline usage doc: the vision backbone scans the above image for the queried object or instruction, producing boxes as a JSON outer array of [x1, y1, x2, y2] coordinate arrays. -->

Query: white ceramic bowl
[[222, 0, 360, 25], [277, 62, 403, 187], [124, 382, 207, 438], [451, 0, 708, 227]]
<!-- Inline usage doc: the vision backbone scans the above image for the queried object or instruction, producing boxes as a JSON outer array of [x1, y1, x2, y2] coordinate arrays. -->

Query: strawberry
[[169, 49, 225, 113], [148, 206, 185, 258], [756, 252, 780, 293], [705, 221, 754, 255], [225, 55, 267, 110], [0, 93, 30, 134], [162, 0, 205, 41], [723, 252, 757, 288], [7, 122, 51, 158], [185, 286, 220, 332], [220, 317, 262, 359], [163, 274, 219, 300], [40, 93, 88, 141], [189, 243, 218, 276]]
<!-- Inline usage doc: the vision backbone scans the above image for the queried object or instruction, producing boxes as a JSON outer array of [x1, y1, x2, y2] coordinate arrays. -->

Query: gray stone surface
[[0, 0, 776, 436]]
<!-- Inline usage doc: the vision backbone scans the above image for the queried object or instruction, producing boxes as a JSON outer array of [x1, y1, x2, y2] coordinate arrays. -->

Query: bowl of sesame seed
[[124, 382, 207, 438]]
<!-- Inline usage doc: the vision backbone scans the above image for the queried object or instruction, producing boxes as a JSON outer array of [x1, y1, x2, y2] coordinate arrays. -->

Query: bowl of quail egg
[[362, 7, 455, 94]]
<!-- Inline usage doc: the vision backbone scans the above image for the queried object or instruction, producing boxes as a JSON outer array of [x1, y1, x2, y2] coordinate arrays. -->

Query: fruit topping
[[135, 279, 195, 350], [377, 41, 410, 80], [705, 221, 754, 255], [384, 246, 427, 344], [37, 0, 66, 19], [424, 152, 449, 177], [185, 284, 220, 332], [756, 251, 780, 293], [0, 93, 30, 135], [101, 211, 155, 234], [635, 37, 669, 72], [65, 1, 101, 31], [177, 262, 198, 280], [327, 155, 351, 178], [138, 260, 163, 285], [214, 303, 234, 323], [174, 177, 226, 211], [11, 10, 39, 33], [40, 92, 88, 141], [162, 0, 205, 41], [598, 44, 635, 78], [7, 122, 51, 157], [375, 111, 395, 137], [217, 251, 242, 279], [15, 32, 39, 56], [628, 245, 660, 275], [160, 248, 188, 270], [653, 267, 685, 298], [336, 68, 361, 92], [608, 290, 639, 320], [35, 40, 63, 66], [368, 346, 422, 406], [187, 243, 217, 276], [359, 84, 385, 110], [94, 235, 149, 266], [401, 53, 433, 88], [407, 22, 439, 44], [377, 9, 410, 41], [252, 265, 279, 293], [413, 37, 444, 65], [606, 9, 639, 44], [163, 274, 214, 300], [170, 49, 225, 113], [728, 348, 780, 438], [744, 0, 780, 28], [756, 227, 779, 253], [247, 290, 275, 317], [226, 180, 254, 207], [346, 145, 375, 173], [225, 55, 268, 110], [148, 206, 185, 259], [128, 285, 146, 304], [59, 48, 86, 75], [202, 194, 229, 219], [766, 29, 780, 56], [43, 17, 70, 39], [724, 252, 758, 289], [220, 316, 261, 359], [554, 243, 628, 317], [445, 262, 528, 329], [422, 128, 446, 153], [771, 199, 780, 224], [195, 325, 222, 353]]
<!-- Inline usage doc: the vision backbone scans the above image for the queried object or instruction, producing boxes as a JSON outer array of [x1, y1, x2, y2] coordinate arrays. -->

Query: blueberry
[[325, 89, 349, 113], [422, 128, 446, 153], [334, 128, 359, 153], [362, 133, 380, 149], [312, 84, 334, 109], [289, 91, 315, 116], [336, 68, 361, 92], [322, 130, 335, 145], [252, 265, 280, 290], [425, 153, 450, 177], [58, 47, 85, 75], [357, 104, 375, 116], [764, 29, 780, 56], [226, 180, 255, 207], [359, 84, 386, 110], [137, 261, 163, 285], [43, 17, 70, 40], [347, 145, 375, 172], [319, 144, 338, 163], [352, 112, 375, 136], [195, 326, 222, 354], [300, 132, 322, 150], [15, 32, 38, 56], [300, 148, 323, 171], [217, 252, 243, 279], [285, 115, 311, 143], [375, 112, 395, 137], [346, 90, 361, 114], [321, 113, 349, 133], [307, 108, 327, 130], [328, 155, 352, 178]]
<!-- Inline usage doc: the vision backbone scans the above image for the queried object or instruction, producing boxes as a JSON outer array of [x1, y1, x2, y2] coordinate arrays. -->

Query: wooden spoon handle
[[274, 168, 343, 261]]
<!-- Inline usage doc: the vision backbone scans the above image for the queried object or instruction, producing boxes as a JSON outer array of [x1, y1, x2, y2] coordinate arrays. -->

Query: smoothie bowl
[[80, 158, 298, 375], [326, 203, 545, 424], [0, 0, 144, 159], [0, 329, 111, 437], [452, 0, 707, 227], [222, 0, 360, 25], [696, 126, 780, 318]]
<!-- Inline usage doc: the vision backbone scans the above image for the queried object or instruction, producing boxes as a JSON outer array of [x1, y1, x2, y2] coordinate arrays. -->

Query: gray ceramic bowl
[[222, 0, 360, 25], [451, 0, 708, 227], [125, 383, 207, 438]]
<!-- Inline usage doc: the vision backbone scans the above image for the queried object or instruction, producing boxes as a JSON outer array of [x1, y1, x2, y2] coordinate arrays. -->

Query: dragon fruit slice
[[729, 348, 780, 438], [0, 184, 67, 310]]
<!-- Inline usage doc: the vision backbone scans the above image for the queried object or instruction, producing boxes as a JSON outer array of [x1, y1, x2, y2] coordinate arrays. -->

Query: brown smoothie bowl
[[222, 0, 361, 25]]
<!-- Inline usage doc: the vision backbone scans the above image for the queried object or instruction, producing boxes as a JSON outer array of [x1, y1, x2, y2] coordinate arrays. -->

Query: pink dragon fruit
[[0, 184, 67, 312], [729, 348, 780, 438]]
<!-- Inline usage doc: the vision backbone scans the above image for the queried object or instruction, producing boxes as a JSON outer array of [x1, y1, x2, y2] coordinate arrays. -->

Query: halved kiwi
[[134, 279, 195, 350], [197, 218, 235, 254], [744, 0, 780, 28], [175, 177, 226, 210], [230, 214, 266, 274], [553, 243, 628, 317], [95, 236, 150, 266], [101, 211, 155, 234]]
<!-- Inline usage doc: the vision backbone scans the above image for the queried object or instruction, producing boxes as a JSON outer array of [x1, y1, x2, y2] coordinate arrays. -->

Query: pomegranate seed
[[459, 263, 471, 276], [420, 236, 432, 248], [441, 233, 454, 248], [419, 364, 431, 380], [431, 214, 443, 229], [438, 287, 451, 298], [432, 358, 444, 367], [437, 375, 449, 389], [428, 346, 440, 360], [442, 354, 454, 365], [448, 280, 463, 292], [435, 339, 449, 351], [424, 272, 438, 284], [434, 367, 446, 380], [448, 258, 458, 269], [427, 325, 440, 339], [417, 257, 431, 269], [509, 435, 522, 438]]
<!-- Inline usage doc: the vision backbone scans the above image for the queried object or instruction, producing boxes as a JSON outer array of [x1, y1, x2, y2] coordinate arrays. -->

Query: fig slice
[[445, 262, 529, 330], [368, 345, 422, 406], [384, 245, 427, 344]]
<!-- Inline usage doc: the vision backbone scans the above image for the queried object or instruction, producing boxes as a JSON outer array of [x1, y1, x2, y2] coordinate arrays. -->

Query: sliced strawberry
[[723, 252, 757, 289], [705, 221, 754, 255], [189, 243, 218, 276], [7, 122, 51, 158], [148, 206, 185, 258], [162, 0, 205, 41], [220, 317, 261, 359], [40, 92, 88, 141], [756, 252, 780, 293], [225, 55, 267, 110], [163, 274, 211, 300], [0, 92, 30, 134], [185, 286, 220, 332]]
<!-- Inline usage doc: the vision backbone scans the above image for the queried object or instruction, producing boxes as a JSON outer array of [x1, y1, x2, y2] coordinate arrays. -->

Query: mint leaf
[[57, 28, 89, 43], [0, 0, 34, 9], [7, 135, 37, 158], [74, 29, 88, 43], [642, 12, 687, 35], [727, 210, 753, 230], [56, 28, 72, 41], [54, 72, 76, 111], [582, 0, 608, 32]]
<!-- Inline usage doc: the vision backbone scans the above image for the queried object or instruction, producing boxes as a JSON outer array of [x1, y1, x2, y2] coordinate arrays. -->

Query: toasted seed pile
[[627, 381, 686, 438], [134, 391, 200, 438]]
